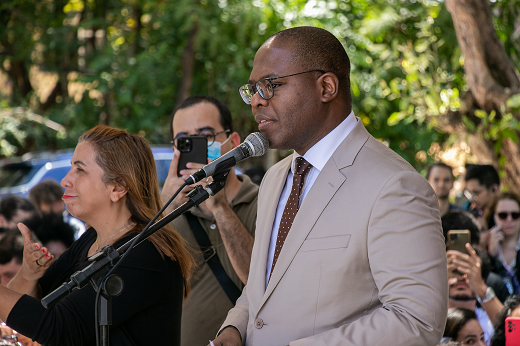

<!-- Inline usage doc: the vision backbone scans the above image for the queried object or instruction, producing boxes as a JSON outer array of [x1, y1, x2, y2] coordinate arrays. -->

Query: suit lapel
[[258, 118, 370, 311], [248, 156, 292, 313]]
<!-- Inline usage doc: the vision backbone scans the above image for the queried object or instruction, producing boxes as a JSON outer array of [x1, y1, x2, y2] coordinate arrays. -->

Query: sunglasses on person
[[496, 211, 520, 220]]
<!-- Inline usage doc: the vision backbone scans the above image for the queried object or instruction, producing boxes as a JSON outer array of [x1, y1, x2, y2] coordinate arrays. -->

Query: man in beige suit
[[212, 26, 448, 346]]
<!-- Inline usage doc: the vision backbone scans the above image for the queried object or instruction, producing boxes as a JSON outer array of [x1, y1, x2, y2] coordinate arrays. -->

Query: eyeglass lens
[[497, 212, 520, 220], [239, 80, 274, 104]]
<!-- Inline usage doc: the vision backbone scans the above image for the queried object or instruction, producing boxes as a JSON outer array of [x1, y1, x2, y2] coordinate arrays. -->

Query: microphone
[[185, 132, 269, 185]]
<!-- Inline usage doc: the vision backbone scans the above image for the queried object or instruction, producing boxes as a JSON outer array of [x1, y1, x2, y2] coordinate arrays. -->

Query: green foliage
[[0, 0, 519, 174]]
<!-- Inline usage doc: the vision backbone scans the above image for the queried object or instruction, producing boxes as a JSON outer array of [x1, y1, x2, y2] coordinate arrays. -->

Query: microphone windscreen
[[245, 132, 269, 157]]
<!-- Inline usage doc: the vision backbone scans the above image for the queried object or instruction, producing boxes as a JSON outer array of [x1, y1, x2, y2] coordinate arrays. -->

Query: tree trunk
[[8, 61, 33, 103], [446, 0, 520, 111], [175, 22, 199, 106], [444, 0, 520, 192]]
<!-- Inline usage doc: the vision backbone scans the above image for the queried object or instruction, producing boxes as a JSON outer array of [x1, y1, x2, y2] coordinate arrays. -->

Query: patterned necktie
[[270, 156, 313, 276]]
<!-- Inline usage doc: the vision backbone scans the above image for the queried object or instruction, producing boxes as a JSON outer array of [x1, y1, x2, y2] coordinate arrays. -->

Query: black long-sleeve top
[[6, 228, 184, 346]]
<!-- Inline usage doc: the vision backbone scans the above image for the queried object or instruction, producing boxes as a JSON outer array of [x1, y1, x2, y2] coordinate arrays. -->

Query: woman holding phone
[[0, 125, 193, 346], [486, 192, 520, 295]]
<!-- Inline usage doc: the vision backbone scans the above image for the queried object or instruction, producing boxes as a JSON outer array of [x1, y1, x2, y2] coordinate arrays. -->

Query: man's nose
[[251, 90, 269, 109]]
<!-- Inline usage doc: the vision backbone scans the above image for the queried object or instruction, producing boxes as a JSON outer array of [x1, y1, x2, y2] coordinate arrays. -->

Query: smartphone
[[506, 317, 520, 346], [176, 136, 208, 177], [447, 230, 471, 255]]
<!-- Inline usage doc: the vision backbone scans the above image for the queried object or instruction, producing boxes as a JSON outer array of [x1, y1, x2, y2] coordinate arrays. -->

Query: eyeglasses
[[172, 129, 230, 146], [238, 69, 325, 105], [496, 211, 520, 220], [463, 189, 485, 201]]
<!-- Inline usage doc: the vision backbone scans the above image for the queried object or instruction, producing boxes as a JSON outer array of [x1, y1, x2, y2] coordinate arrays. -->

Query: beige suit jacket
[[220, 120, 448, 345]]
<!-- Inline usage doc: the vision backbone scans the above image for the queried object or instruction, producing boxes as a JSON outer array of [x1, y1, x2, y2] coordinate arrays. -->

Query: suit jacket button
[[254, 318, 264, 329]]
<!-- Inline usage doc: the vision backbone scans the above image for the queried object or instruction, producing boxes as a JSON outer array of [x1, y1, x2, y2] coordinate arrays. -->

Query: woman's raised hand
[[17, 223, 54, 281], [487, 225, 503, 257]]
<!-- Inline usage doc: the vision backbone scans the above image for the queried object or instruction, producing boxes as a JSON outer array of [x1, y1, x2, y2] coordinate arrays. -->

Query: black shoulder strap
[[185, 212, 242, 304]]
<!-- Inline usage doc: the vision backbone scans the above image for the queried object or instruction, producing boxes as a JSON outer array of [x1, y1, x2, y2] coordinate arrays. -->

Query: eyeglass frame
[[238, 69, 326, 105], [463, 188, 487, 201], [171, 129, 231, 147]]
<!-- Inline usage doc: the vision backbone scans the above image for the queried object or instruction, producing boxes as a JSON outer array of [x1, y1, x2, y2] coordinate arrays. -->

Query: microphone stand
[[41, 170, 230, 346]]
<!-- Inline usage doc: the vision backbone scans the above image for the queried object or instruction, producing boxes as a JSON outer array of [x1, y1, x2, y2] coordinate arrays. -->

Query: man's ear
[[318, 72, 340, 103], [229, 132, 241, 149]]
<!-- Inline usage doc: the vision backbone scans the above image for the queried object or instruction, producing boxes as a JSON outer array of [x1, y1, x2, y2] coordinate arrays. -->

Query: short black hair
[[441, 210, 481, 246], [0, 231, 24, 264], [426, 162, 454, 180], [268, 26, 352, 107], [0, 195, 36, 221], [464, 164, 500, 188], [170, 95, 233, 141]]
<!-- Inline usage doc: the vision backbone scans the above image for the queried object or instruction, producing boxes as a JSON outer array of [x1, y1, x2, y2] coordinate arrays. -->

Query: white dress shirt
[[265, 112, 357, 286]]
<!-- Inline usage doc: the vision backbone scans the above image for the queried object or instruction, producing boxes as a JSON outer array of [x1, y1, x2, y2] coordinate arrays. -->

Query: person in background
[[0, 196, 37, 230], [33, 213, 75, 259], [447, 241, 503, 343], [0, 232, 24, 286], [160, 95, 259, 346], [28, 180, 65, 215], [464, 165, 500, 247], [485, 192, 520, 295], [427, 162, 458, 216], [490, 295, 520, 346], [28, 179, 86, 239], [0, 231, 42, 346], [442, 210, 510, 303], [0, 125, 194, 346], [443, 308, 486, 346]]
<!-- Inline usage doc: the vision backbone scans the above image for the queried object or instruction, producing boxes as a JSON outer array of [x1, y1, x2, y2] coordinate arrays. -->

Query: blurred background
[[0, 0, 519, 194]]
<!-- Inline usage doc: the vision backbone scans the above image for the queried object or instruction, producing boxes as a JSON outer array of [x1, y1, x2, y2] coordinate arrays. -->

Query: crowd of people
[[0, 25, 517, 346], [427, 162, 520, 345]]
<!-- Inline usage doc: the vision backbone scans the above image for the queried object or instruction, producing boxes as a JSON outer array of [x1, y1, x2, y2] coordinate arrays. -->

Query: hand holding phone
[[160, 138, 208, 213], [446, 230, 471, 277], [176, 136, 208, 177], [488, 225, 503, 257]]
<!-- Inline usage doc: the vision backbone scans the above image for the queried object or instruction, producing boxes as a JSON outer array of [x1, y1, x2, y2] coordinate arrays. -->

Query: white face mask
[[207, 136, 231, 161]]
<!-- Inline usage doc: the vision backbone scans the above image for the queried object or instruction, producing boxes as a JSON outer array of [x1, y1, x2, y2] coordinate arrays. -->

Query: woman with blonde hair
[[0, 125, 193, 345]]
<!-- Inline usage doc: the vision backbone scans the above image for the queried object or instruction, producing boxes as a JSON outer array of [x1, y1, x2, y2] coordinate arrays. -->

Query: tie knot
[[295, 157, 312, 176]]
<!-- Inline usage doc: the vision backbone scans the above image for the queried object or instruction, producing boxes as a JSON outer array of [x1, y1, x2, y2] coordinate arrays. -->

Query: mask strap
[[220, 135, 232, 146], [210, 135, 231, 146]]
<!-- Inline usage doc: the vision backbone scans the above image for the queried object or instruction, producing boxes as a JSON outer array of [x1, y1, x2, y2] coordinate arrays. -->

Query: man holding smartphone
[[160, 95, 259, 346]]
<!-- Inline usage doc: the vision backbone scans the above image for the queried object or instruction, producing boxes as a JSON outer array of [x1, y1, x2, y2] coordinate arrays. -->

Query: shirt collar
[[291, 111, 357, 173]]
